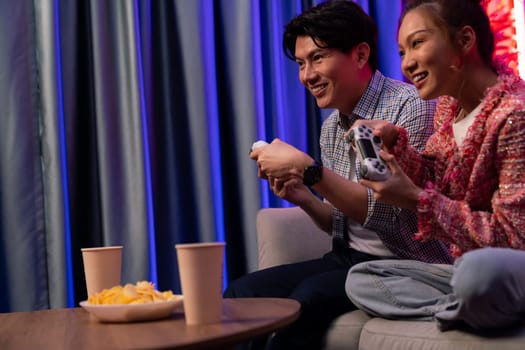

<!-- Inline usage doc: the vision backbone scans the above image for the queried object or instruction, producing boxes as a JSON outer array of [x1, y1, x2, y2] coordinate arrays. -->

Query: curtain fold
[[0, 0, 48, 311], [34, 0, 75, 309], [88, 0, 153, 290], [149, 0, 195, 295], [172, 0, 218, 248], [0, 0, 410, 311]]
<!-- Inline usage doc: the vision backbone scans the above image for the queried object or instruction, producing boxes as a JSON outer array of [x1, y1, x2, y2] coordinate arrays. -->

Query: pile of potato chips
[[87, 281, 177, 305]]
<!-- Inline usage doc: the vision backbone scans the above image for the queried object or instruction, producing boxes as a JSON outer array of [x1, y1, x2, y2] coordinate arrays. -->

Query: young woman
[[345, 0, 525, 331]]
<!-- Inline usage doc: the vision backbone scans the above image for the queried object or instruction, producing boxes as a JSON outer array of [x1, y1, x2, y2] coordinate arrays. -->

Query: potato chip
[[87, 281, 176, 305]]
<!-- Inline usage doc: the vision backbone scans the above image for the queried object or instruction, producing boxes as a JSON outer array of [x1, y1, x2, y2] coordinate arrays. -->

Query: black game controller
[[347, 125, 390, 181]]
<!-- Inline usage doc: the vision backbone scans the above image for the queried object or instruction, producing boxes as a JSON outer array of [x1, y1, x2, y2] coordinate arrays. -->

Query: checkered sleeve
[[395, 94, 436, 152], [362, 89, 436, 235]]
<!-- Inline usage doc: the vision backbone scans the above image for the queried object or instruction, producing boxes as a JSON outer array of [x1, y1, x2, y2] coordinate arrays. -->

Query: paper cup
[[81, 246, 123, 297], [175, 242, 225, 325]]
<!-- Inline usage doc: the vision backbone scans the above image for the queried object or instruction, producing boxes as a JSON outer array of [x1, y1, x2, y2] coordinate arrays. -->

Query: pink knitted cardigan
[[391, 73, 525, 258]]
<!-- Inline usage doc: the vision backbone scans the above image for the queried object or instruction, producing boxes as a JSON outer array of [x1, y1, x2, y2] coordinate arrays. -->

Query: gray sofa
[[256, 207, 525, 350]]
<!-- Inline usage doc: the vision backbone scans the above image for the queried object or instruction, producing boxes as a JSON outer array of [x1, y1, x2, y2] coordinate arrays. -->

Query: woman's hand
[[360, 149, 422, 211], [250, 138, 313, 180]]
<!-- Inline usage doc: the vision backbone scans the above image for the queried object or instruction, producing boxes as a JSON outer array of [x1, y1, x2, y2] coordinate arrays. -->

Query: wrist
[[300, 154, 314, 170], [302, 160, 323, 187]]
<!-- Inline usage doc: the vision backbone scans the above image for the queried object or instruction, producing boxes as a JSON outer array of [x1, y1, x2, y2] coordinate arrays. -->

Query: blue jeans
[[346, 247, 525, 330]]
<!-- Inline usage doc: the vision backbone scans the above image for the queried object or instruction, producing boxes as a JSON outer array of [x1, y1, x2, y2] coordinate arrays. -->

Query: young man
[[224, 1, 452, 349]]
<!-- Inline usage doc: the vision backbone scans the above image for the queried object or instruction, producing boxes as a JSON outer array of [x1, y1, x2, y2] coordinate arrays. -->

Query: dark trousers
[[223, 246, 380, 350]]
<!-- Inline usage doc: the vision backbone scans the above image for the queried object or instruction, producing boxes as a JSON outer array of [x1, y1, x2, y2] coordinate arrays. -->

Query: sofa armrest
[[256, 207, 332, 270]]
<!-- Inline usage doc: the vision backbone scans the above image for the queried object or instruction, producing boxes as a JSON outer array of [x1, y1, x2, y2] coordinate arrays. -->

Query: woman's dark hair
[[283, 0, 378, 71], [400, 0, 495, 70]]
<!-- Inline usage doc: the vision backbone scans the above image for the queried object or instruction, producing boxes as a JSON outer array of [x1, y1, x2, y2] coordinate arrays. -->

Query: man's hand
[[250, 138, 313, 180], [269, 176, 313, 205]]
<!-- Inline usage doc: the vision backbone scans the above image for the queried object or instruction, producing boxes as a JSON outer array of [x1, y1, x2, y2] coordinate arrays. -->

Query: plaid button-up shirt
[[321, 71, 453, 264]]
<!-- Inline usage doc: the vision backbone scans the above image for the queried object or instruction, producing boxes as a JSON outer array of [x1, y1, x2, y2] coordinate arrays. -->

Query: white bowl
[[79, 296, 183, 322]]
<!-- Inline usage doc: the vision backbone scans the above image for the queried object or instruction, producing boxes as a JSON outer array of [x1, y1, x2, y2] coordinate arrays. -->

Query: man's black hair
[[283, 0, 378, 71]]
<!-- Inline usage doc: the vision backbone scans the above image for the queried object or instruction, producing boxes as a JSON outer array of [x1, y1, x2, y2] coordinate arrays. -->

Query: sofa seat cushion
[[324, 310, 372, 350], [359, 317, 525, 350]]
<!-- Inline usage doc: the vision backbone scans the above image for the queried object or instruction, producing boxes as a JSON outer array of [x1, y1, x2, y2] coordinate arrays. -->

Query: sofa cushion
[[257, 207, 331, 269], [324, 310, 372, 350], [358, 317, 525, 350]]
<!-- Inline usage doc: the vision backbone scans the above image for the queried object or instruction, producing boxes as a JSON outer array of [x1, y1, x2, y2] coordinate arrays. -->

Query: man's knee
[[223, 276, 255, 298]]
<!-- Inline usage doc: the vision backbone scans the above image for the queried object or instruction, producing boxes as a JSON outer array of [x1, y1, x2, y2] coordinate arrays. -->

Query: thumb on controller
[[378, 149, 399, 174]]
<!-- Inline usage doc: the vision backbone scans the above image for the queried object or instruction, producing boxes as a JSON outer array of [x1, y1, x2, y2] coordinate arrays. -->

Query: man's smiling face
[[295, 35, 364, 115]]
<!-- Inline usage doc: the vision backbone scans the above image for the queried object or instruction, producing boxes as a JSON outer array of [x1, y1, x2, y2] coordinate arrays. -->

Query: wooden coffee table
[[0, 297, 300, 349]]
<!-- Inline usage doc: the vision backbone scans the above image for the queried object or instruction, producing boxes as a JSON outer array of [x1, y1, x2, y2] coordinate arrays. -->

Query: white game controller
[[348, 125, 390, 181], [251, 140, 269, 152]]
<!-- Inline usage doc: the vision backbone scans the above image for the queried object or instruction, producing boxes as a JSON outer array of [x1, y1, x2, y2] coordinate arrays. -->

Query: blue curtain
[[0, 0, 402, 312]]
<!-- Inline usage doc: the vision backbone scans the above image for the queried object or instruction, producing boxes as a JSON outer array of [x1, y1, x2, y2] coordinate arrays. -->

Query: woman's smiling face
[[397, 8, 461, 100]]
